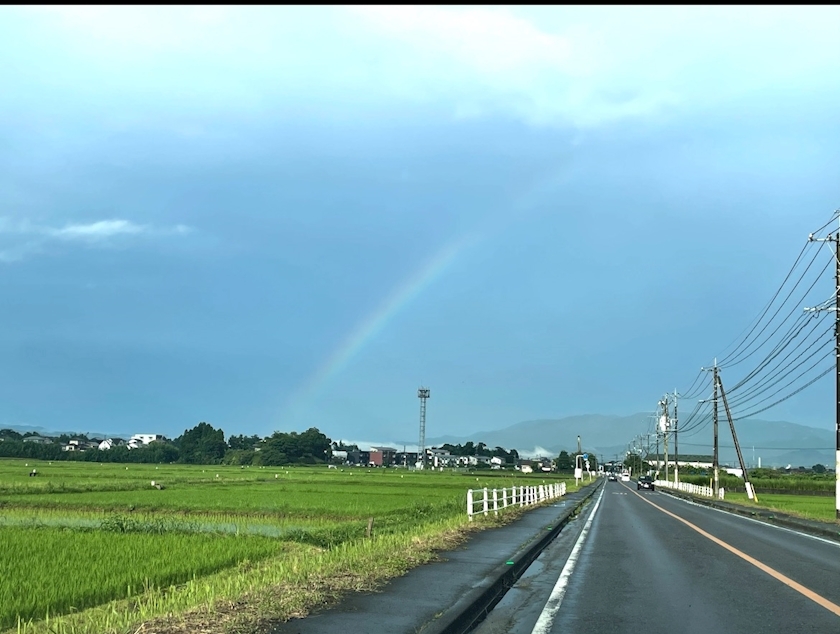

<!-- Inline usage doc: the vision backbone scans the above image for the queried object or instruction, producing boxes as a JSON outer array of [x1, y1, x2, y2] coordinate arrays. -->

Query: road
[[474, 480, 840, 634]]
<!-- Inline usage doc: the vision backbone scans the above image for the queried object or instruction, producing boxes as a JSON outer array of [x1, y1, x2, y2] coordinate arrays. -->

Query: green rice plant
[[0, 526, 287, 629], [740, 493, 837, 522], [0, 461, 581, 633], [5, 513, 487, 634]]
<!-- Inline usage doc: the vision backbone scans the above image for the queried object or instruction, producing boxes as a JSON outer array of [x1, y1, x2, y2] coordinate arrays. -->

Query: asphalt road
[[474, 480, 840, 634]]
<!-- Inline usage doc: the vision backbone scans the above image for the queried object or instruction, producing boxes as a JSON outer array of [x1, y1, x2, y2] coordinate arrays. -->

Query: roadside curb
[[658, 487, 840, 543], [419, 479, 603, 634]]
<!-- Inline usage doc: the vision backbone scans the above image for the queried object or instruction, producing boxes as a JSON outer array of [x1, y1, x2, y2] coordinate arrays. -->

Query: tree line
[[0, 423, 331, 467]]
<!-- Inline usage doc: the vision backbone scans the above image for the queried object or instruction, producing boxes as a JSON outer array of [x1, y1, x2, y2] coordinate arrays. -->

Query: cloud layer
[[6, 6, 839, 129], [0, 218, 192, 262]]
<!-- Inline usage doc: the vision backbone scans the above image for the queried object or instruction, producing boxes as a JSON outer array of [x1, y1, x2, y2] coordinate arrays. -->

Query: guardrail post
[[483, 487, 489, 515], [493, 488, 499, 515], [467, 489, 474, 521], [502, 487, 508, 508]]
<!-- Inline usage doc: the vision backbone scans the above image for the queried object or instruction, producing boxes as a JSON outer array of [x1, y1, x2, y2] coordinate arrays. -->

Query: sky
[[1, 6, 839, 446]]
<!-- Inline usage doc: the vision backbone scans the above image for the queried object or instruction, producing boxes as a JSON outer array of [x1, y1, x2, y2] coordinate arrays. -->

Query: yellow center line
[[626, 484, 840, 618]]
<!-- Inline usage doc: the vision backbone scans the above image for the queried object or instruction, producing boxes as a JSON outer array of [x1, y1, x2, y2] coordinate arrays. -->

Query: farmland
[[0, 459, 576, 634], [671, 473, 837, 522]]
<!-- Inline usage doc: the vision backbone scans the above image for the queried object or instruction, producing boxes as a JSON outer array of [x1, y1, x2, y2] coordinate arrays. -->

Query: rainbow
[[283, 233, 478, 420]]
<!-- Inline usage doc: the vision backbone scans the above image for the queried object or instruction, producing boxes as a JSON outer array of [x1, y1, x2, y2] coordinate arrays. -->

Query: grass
[[737, 493, 838, 523], [0, 459, 578, 634], [679, 473, 834, 493]]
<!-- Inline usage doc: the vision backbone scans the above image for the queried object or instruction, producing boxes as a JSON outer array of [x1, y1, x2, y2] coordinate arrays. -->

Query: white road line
[[661, 490, 840, 549], [530, 484, 605, 634]]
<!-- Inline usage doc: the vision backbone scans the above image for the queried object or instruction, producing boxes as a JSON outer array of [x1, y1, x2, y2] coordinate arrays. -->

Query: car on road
[[637, 475, 655, 491], [620, 472, 630, 482], [608, 473, 618, 482]]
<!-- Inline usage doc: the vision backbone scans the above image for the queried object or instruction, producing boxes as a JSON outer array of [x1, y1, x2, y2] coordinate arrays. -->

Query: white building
[[127, 434, 163, 449]]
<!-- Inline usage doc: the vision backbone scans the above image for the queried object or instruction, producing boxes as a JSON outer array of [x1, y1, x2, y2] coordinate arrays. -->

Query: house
[[649, 454, 714, 470], [98, 438, 125, 451], [346, 450, 370, 465], [128, 434, 163, 449], [395, 451, 418, 467], [62, 439, 86, 452], [490, 456, 504, 470], [369, 446, 398, 467], [23, 435, 53, 445], [517, 458, 551, 473]]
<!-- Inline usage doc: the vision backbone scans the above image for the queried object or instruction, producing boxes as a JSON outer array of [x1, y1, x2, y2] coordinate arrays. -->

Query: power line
[[720, 242, 831, 369], [716, 240, 815, 366], [679, 442, 833, 451], [728, 309, 825, 392], [717, 210, 838, 368], [732, 359, 834, 421], [725, 319, 834, 409]]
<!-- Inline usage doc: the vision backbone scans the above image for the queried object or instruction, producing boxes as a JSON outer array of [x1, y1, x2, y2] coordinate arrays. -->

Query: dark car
[[637, 475, 655, 491], [608, 473, 618, 482]]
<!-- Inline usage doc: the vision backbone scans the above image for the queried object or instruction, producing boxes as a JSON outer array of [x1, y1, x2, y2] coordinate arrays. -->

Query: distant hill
[[423, 414, 834, 468], [1, 423, 121, 440]]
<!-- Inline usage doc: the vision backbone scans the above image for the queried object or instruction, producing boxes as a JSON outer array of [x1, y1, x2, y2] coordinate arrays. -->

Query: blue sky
[[1, 6, 839, 444]]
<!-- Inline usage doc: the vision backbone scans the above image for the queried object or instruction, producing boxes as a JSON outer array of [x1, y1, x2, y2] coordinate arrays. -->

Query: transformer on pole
[[417, 387, 430, 470]]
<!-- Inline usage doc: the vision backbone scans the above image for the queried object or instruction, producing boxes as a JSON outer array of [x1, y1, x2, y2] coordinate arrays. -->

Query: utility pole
[[806, 217, 840, 520], [661, 396, 670, 482], [701, 360, 719, 496], [713, 362, 719, 496], [717, 373, 757, 501], [577, 435, 581, 455], [655, 430, 660, 476], [673, 389, 679, 483]]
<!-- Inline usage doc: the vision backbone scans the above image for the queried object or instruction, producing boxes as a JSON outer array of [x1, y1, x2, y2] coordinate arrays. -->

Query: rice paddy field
[[0, 459, 577, 634], [739, 493, 837, 522], [679, 473, 837, 522]]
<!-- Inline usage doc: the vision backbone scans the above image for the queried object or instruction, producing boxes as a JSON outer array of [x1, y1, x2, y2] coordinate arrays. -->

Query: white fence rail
[[655, 479, 725, 499], [467, 482, 567, 520]]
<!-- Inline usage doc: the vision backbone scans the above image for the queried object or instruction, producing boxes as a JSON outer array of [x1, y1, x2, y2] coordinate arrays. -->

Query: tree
[[228, 434, 262, 451], [812, 463, 827, 474], [258, 428, 331, 466], [556, 450, 573, 471], [176, 422, 226, 464]]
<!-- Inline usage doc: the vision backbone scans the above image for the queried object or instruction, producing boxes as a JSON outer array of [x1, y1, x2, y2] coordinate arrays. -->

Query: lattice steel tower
[[417, 387, 430, 469]]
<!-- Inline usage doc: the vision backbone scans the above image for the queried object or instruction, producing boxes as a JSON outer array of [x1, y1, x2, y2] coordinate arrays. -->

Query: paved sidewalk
[[270, 481, 601, 634]]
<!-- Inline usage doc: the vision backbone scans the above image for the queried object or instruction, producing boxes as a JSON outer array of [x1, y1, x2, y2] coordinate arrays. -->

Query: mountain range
[[421, 413, 834, 468]]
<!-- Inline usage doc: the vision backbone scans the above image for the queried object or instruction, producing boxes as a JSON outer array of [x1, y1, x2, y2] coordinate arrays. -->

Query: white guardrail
[[467, 482, 567, 520], [655, 479, 726, 500]]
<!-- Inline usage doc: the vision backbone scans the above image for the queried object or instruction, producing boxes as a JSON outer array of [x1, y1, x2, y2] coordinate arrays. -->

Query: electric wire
[[716, 239, 814, 366], [732, 364, 834, 421], [724, 319, 834, 409], [729, 348, 834, 420], [716, 209, 838, 367], [719, 242, 830, 369]]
